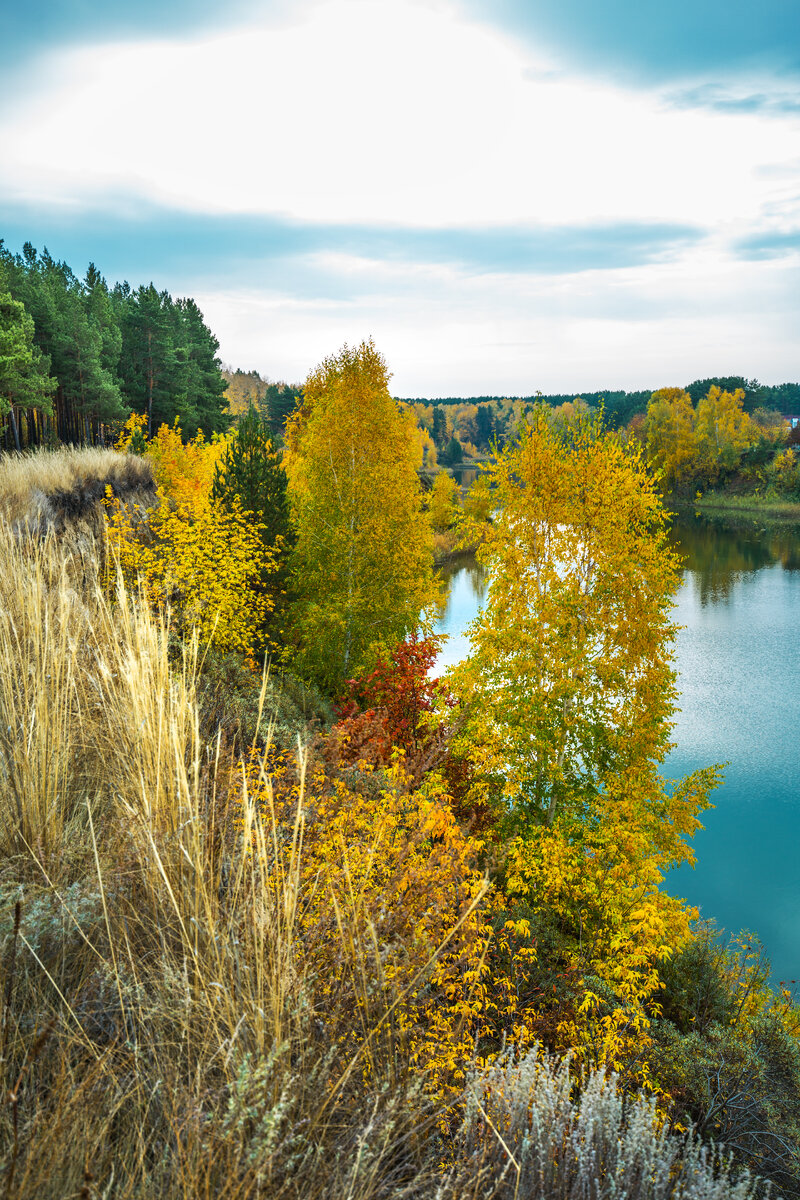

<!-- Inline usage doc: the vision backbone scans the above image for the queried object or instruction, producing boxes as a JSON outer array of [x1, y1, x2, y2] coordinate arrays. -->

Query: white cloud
[[2, 0, 798, 389], [1, 0, 797, 230], [193, 246, 800, 393]]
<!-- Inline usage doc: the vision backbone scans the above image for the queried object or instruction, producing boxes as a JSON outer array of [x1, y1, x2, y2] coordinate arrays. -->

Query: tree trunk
[[8, 406, 21, 452]]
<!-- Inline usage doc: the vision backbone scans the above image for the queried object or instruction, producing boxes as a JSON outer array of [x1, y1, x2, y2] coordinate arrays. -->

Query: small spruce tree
[[211, 404, 294, 654]]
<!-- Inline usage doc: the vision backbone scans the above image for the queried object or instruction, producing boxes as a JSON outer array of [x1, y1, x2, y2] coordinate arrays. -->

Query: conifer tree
[[0, 292, 56, 449], [264, 382, 301, 440], [115, 283, 179, 437], [212, 404, 293, 652], [175, 297, 230, 437]]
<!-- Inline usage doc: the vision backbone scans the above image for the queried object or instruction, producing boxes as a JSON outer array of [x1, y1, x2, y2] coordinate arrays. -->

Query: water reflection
[[671, 515, 800, 605], [435, 555, 487, 670]]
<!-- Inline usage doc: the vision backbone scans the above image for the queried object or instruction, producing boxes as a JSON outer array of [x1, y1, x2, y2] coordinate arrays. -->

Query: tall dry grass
[[0, 446, 154, 531], [0, 519, 440, 1198]]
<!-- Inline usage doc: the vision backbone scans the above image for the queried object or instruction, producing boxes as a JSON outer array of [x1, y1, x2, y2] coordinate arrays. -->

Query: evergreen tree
[[12, 246, 127, 443], [175, 297, 230, 437], [264, 382, 301, 440], [442, 434, 463, 465], [475, 403, 494, 447], [115, 283, 179, 437], [0, 292, 56, 450], [431, 404, 447, 448], [211, 403, 294, 652]]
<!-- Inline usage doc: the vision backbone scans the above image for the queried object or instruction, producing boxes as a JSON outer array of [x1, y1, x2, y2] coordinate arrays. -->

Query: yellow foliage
[[106, 491, 273, 656], [455, 408, 683, 829], [646, 387, 698, 491], [504, 767, 719, 1083], [413, 424, 438, 470], [285, 340, 437, 689], [144, 419, 228, 514], [106, 417, 269, 655], [462, 474, 493, 523], [239, 752, 491, 1096], [114, 411, 148, 454], [428, 471, 460, 532], [771, 447, 800, 494], [695, 386, 758, 478], [449, 409, 721, 1086]]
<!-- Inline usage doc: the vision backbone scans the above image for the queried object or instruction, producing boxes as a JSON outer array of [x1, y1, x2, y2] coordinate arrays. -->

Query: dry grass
[[0, 520, 439, 1198], [0, 447, 154, 531]]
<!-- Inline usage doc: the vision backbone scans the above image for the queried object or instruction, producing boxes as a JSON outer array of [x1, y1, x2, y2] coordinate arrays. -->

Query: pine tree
[[264, 382, 301, 440], [0, 292, 56, 450], [175, 297, 230, 437], [115, 283, 179, 437], [431, 404, 447, 448], [14, 247, 127, 443]]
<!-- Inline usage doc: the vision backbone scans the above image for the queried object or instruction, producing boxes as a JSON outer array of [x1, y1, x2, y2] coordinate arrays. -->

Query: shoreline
[[671, 493, 800, 525]]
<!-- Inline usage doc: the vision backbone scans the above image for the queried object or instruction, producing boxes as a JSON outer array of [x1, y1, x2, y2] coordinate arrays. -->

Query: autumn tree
[[462, 473, 493, 523], [695, 385, 758, 480], [645, 386, 698, 491], [285, 340, 436, 691], [428, 470, 459, 531], [453, 408, 718, 1076], [456, 408, 690, 832]]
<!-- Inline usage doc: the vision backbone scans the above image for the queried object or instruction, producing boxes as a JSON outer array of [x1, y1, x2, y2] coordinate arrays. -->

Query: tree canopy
[[285, 340, 436, 691], [0, 240, 229, 447]]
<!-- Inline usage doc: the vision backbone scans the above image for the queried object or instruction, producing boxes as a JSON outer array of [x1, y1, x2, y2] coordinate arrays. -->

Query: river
[[434, 516, 800, 986]]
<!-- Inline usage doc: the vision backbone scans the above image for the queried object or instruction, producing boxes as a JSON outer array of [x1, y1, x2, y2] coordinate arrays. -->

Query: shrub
[[444, 1047, 761, 1199]]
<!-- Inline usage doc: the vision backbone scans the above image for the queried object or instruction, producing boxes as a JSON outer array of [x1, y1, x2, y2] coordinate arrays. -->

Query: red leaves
[[336, 630, 443, 757]]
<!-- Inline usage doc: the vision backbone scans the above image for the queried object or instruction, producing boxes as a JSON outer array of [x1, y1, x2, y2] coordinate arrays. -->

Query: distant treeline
[[399, 378, 800, 433], [0, 240, 230, 449]]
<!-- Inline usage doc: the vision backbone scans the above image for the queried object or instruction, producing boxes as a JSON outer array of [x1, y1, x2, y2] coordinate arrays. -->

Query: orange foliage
[[238, 747, 492, 1096]]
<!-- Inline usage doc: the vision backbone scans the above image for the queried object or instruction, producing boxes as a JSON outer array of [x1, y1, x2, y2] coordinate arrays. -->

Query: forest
[[1, 247, 800, 1199]]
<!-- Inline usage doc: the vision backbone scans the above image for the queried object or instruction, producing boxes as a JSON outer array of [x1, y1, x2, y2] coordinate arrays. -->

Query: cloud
[[733, 229, 800, 260], [0, 1, 793, 233], [190, 248, 800, 394], [0, 0, 263, 74], [666, 84, 800, 116], [461, 0, 800, 85], [5, 0, 799, 90], [0, 205, 708, 294], [0, 0, 797, 395]]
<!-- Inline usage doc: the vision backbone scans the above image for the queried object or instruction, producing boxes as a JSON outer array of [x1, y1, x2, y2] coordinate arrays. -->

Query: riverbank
[[433, 527, 486, 565], [676, 492, 800, 524]]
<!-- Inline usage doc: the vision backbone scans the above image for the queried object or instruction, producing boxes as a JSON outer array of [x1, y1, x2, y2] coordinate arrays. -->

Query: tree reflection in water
[[670, 515, 800, 605]]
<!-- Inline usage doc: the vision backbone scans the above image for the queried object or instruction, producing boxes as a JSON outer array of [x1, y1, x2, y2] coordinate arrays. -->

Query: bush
[[444, 1047, 761, 1199]]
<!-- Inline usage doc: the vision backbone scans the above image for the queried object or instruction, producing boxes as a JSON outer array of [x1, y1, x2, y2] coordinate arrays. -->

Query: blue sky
[[1, 0, 798, 394]]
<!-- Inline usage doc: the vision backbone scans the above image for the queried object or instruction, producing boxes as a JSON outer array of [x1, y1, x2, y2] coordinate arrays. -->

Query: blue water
[[435, 519, 800, 985]]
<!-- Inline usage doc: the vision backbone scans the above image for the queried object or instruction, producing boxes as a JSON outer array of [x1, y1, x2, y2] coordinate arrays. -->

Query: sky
[[0, 0, 798, 396]]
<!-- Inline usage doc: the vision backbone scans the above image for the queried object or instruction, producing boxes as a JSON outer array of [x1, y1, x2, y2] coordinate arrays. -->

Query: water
[[434, 517, 800, 985]]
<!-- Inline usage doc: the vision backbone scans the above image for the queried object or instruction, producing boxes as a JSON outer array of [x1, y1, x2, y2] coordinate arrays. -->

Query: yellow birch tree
[[646, 387, 698, 491], [284, 340, 436, 691], [695, 385, 758, 479]]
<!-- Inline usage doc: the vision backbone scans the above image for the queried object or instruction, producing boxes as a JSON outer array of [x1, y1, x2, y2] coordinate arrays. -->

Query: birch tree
[[285, 340, 436, 691]]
